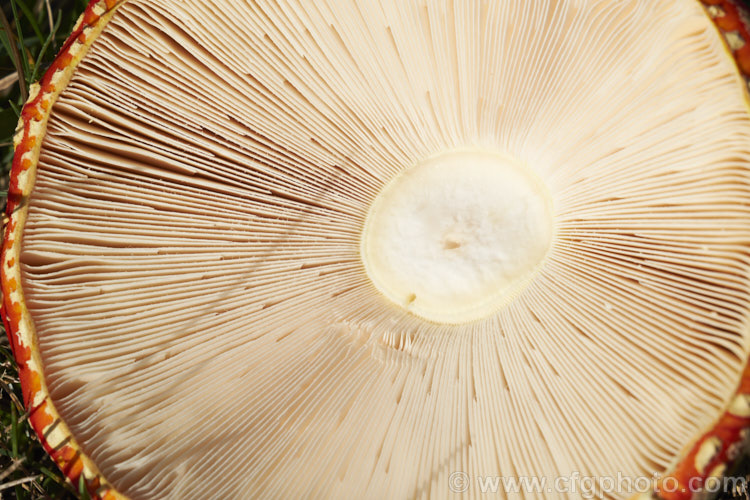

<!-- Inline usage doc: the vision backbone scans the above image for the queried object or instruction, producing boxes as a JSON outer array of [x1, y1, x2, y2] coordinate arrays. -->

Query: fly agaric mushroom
[[3, 0, 750, 498]]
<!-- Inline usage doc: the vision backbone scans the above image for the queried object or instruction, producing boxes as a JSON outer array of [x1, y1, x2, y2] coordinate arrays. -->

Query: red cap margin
[[2, 1, 126, 499]]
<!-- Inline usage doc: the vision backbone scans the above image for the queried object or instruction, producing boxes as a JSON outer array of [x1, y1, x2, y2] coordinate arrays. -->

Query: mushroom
[[3, 0, 750, 499]]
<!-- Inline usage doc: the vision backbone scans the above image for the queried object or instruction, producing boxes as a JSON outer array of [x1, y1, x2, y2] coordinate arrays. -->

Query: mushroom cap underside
[[3, 0, 750, 499]]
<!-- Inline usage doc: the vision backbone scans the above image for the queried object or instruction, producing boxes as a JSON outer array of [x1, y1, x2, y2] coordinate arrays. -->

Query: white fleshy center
[[362, 150, 553, 323]]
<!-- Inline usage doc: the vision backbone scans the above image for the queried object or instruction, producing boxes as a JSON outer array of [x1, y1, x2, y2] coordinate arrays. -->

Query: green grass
[[1, 0, 750, 499]]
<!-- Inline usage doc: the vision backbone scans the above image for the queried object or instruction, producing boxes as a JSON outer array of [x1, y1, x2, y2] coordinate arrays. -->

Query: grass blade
[[0, 6, 27, 102], [9, 0, 31, 84], [29, 9, 62, 84], [44, 0, 53, 35], [8, 99, 21, 118], [10, 403, 18, 458], [11, 0, 44, 45]]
